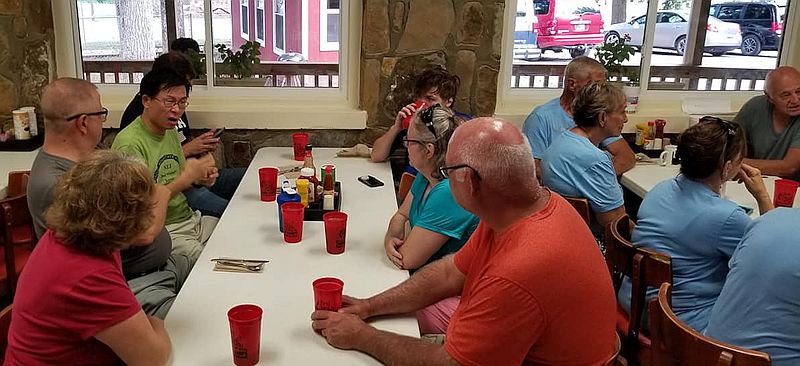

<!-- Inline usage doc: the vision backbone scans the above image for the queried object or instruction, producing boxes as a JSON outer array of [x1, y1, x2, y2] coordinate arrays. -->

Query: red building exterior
[[231, 0, 339, 62]]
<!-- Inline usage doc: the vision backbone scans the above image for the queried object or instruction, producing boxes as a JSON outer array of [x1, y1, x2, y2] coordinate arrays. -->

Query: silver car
[[604, 11, 742, 56]]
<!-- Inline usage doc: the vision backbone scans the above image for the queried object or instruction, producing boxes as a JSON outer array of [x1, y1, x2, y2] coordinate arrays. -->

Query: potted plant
[[214, 41, 263, 86], [596, 34, 640, 113]]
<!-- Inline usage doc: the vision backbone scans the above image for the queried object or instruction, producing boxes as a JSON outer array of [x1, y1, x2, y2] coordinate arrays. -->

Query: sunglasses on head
[[419, 104, 441, 139], [700, 116, 739, 167], [700, 116, 738, 136]]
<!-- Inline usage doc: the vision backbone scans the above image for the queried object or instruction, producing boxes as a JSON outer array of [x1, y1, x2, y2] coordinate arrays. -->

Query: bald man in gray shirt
[[734, 66, 800, 180]]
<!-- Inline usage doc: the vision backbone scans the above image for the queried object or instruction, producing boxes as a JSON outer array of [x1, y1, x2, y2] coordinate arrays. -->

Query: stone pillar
[[361, 0, 503, 143], [0, 0, 55, 136]]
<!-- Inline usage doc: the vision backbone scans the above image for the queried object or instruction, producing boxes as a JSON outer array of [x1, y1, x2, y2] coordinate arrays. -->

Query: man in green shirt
[[734, 66, 800, 180], [113, 68, 219, 260]]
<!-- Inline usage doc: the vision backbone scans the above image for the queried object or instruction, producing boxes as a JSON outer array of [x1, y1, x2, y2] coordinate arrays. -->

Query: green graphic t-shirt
[[112, 117, 193, 225]]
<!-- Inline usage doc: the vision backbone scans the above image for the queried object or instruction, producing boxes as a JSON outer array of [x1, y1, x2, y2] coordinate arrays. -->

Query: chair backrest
[[6, 171, 30, 198], [0, 194, 35, 295], [398, 172, 415, 203], [649, 283, 771, 366], [604, 214, 673, 356], [605, 332, 628, 366], [1, 194, 33, 234], [564, 196, 591, 225], [0, 304, 11, 359]]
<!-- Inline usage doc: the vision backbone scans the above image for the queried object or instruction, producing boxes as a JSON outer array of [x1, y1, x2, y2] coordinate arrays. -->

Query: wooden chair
[[605, 214, 673, 365], [6, 171, 30, 198], [0, 304, 11, 360], [605, 332, 629, 366], [649, 283, 771, 366], [564, 196, 591, 225], [397, 172, 415, 203], [0, 194, 35, 298]]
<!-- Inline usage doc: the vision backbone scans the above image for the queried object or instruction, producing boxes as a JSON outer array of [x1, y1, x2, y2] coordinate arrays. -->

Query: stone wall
[[0, 0, 55, 136], [360, 0, 502, 141]]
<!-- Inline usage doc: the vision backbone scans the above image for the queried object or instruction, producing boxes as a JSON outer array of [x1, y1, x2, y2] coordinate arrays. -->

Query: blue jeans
[[183, 167, 246, 217]]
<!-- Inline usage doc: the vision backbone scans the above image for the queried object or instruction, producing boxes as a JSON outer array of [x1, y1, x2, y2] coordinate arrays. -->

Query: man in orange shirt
[[312, 117, 617, 365]]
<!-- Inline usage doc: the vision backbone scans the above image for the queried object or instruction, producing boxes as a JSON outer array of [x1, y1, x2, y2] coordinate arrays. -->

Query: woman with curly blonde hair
[[5, 150, 172, 366]]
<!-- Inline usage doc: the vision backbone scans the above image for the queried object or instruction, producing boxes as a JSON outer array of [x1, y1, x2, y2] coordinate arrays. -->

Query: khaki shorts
[[166, 211, 218, 261]]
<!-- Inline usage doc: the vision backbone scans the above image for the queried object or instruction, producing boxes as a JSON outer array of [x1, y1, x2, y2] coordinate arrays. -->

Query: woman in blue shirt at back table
[[382, 104, 479, 336], [541, 81, 629, 237], [620, 117, 774, 332]]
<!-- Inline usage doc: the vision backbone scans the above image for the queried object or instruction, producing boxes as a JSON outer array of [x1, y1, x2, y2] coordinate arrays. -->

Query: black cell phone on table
[[212, 128, 225, 139], [358, 175, 384, 188]]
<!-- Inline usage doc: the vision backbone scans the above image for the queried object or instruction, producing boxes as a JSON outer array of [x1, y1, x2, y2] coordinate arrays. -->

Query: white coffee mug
[[659, 144, 678, 166]]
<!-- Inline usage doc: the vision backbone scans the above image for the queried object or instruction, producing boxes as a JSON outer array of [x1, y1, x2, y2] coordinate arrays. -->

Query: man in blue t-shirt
[[522, 57, 635, 177], [705, 208, 800, 366]]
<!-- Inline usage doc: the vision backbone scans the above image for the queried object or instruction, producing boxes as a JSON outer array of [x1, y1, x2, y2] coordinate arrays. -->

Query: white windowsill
[[98, 84, 367, 130], [495, 89, 754, 134]]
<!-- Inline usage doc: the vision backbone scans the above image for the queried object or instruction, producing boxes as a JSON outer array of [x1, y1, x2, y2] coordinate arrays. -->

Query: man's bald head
[[450, 117, 526, 154], [41, 78, 100, 133], [764, 66, 800, 118], [448, 118, 539, 206]]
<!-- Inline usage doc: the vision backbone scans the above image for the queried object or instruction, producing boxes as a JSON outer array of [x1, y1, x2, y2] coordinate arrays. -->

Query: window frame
[[255, 0, 265, 46], [240, 0, 250, 40], [496, 0, 799, 122], [272, 0, 286, 55], [319, 0, 340, 52], [55, 0, 365, 130]]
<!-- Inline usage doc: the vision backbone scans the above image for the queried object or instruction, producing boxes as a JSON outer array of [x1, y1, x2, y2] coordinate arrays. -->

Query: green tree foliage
[[660, 0, 692, 10]]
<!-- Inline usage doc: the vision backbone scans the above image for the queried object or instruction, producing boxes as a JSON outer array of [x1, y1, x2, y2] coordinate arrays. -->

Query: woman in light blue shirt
[[382, 104, 479, 335], [541, 81, 628, 235], [620, 117, 774, 332]]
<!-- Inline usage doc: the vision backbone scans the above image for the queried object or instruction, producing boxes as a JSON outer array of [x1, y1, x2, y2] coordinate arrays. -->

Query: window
[[745, 4, 770, 20], [666, 14, 685, 24], [240, 0, 249, 39], [255, 0, 265, 45], [320, 0, 340, 51], [60, 0, 359, 130], [648, 0, 787, 91], [76, 0, 164, 84], [273, 0, 285, 54], [533, 0, 550, 15], [504, 0, 793, 93], [72, 0, 345, 90], [508, 0, 648, 89], [717, 5, 743, 21]]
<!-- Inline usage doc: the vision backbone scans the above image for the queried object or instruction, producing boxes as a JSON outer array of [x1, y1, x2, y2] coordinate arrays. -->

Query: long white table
[[621, 163, 798, 218], [166, 147, 418, 365], [0, 150, 39, 198]]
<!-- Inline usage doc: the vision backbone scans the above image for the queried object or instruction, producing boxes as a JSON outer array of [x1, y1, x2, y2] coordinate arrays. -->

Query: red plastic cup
[[292, 132, 309, 161], [323, 211, 348, 255], [402, 100, 428, 129], [258, 167, 279, 202], [312, 277, 344, 311], [773, 179, 800, 208], [281, 202, 305, 243], [228, 304, 263, 366]]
